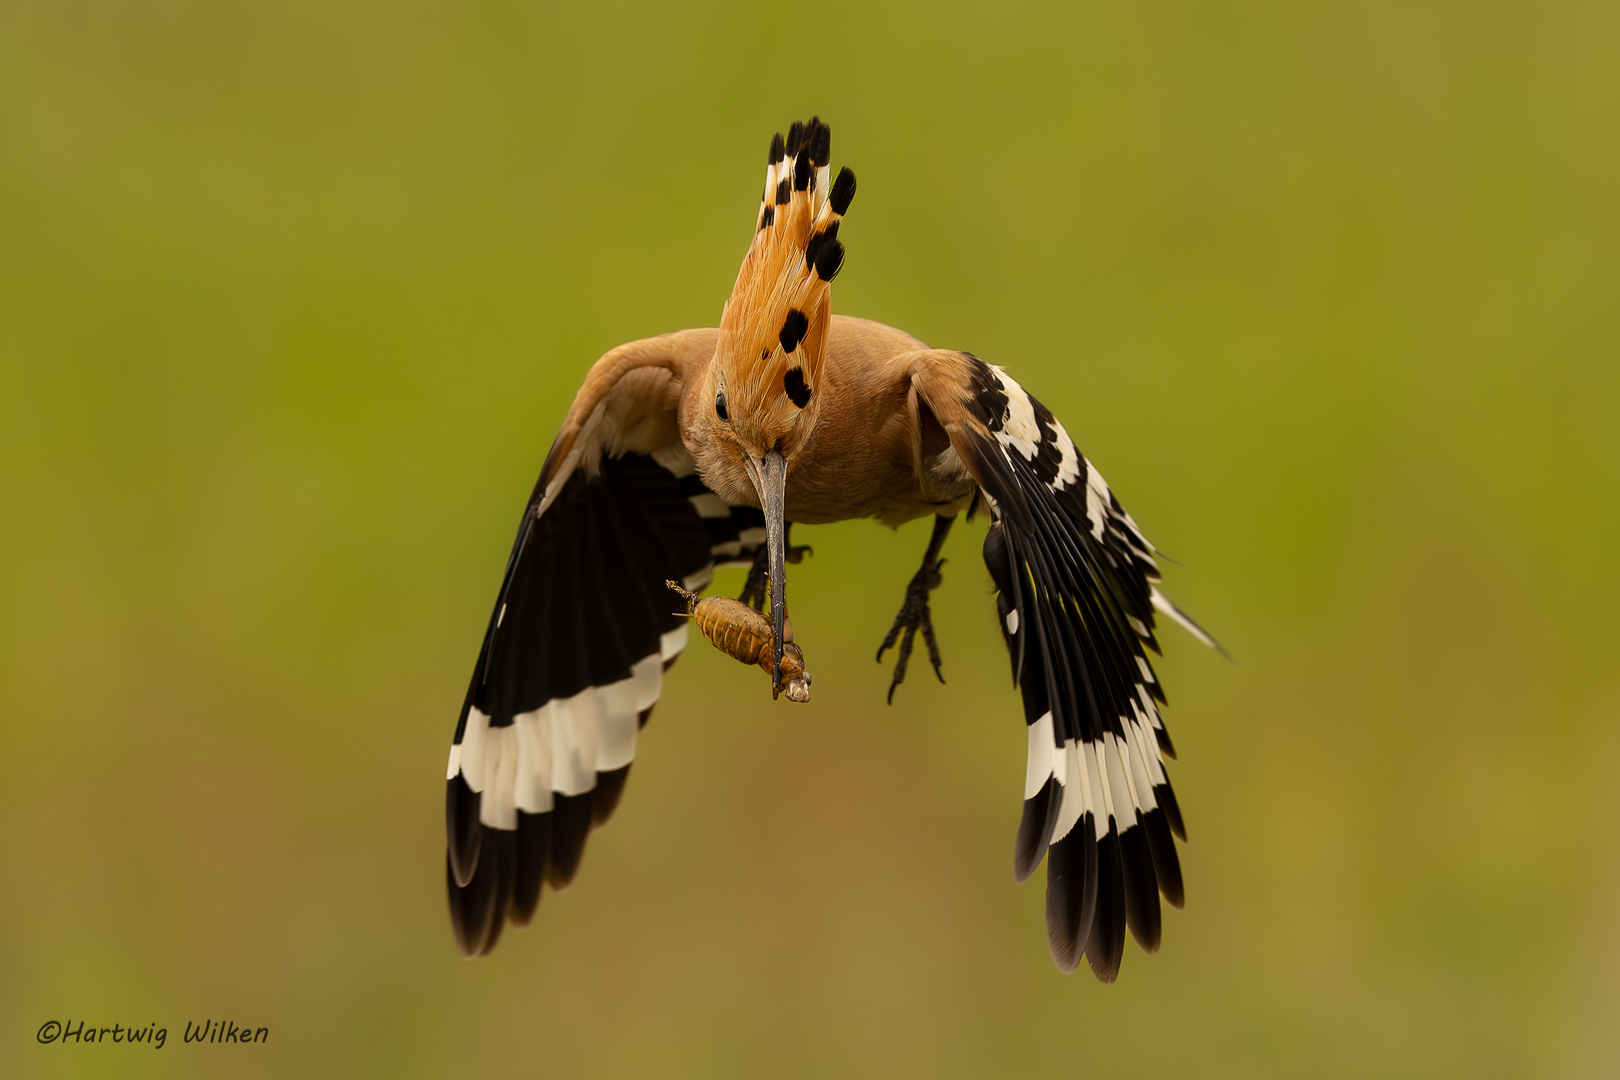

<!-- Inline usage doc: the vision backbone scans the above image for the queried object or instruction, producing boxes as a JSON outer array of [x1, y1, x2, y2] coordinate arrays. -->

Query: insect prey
[[666, 581, 812, 702]]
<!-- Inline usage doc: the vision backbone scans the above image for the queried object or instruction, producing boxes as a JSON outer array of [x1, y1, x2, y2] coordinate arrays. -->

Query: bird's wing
[[910, 348, 1214, 981], [445, 328, 767, 958]]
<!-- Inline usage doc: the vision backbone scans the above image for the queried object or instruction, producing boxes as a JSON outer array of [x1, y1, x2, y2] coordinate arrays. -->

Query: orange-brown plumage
[[697, 125, 842, 469], [717, 116, 850, 416], [445, 116, 1216, 982]]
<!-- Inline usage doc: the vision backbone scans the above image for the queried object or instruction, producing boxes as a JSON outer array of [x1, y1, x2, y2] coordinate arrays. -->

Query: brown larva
[[665, 581, 811, 702]]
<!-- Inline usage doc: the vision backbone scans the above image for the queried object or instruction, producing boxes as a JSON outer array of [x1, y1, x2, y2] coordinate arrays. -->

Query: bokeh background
[[3, 0, 1617, 1076]]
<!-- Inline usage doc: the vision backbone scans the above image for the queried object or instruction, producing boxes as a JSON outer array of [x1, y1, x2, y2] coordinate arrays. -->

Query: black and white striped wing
[[943, 355, 1212, 981], [445, 443, 764, 958]]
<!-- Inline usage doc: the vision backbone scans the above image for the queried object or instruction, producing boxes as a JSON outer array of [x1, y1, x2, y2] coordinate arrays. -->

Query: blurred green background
[[2, 0, 1617, 1076]]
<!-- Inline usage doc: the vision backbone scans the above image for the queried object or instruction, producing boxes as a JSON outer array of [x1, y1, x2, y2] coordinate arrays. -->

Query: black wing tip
[[1083, 829, 1127, 982], [1120, 824, 1162, 954], [509, 810, 553, 928], [1159, 782, 1187, 842], [1013, 776, 1059, 883], [1143, 806, 1184, 910], [447, 856, 483, 958], [1154, 722, 1177, 760], [446, 774, 482, 888], [447, 826, 516, 958], [545, 791, 595, 890], [450, 785, 617, 951], [1044, 826, 1098, 974]]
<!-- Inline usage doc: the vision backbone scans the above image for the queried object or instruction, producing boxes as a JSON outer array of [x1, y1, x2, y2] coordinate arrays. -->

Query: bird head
[[698, 117, 856, 696]]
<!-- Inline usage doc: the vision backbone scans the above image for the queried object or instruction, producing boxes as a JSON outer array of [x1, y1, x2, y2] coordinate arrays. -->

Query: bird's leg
[[739, 522, 811, 612], [877, 514, 955, 704]]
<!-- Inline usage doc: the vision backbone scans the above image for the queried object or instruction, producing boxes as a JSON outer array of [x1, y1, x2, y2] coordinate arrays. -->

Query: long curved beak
[[748, 449, 789, 699]]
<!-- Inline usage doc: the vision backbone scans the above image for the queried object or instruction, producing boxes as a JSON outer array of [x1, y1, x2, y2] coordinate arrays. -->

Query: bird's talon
[[878, 557, 947, 702]]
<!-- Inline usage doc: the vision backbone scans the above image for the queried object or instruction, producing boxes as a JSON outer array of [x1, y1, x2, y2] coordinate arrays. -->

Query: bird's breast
[[780, 430, 973, 526]]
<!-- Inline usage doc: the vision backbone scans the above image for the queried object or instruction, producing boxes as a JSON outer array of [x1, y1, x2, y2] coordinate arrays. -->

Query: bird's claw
[[876, 558, 946, 703]]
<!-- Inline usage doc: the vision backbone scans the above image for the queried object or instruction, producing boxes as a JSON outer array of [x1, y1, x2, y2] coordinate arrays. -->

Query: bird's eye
[[715, 391, 729, 422]]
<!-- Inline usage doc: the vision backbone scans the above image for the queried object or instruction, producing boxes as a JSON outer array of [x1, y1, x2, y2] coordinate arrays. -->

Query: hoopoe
[[444, 118, 1217, 981]]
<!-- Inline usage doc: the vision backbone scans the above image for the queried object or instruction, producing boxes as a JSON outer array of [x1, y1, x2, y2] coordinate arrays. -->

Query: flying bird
[[444, 118, 1216, 981]]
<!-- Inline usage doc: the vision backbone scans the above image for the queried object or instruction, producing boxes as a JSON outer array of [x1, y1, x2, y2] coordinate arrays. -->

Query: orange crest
[[713, 117, 856, 449]]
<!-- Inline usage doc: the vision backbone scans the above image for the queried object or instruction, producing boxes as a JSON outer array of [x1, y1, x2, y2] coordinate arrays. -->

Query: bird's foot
[[876, 558, 946, 703], [738, 539, 813, 611]]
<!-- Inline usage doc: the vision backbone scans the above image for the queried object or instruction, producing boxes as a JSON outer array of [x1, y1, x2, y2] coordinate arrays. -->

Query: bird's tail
[[719, 117, 856, 401]]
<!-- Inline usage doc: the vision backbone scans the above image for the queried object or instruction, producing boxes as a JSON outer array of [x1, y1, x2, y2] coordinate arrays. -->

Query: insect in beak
[[746, 449, 789, 698]]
